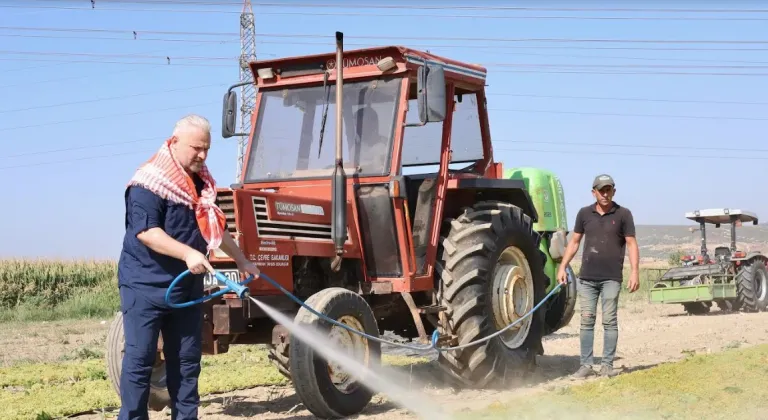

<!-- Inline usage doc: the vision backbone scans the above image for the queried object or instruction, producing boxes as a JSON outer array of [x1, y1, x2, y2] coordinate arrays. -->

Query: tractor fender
[[446, 178, 538, 222], [731, 252, 765, 262]]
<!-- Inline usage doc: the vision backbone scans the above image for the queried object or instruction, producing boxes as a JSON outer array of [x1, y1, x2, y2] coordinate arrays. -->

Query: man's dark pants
[[578, 279, 621, 368], [118, 286, 203, 420]]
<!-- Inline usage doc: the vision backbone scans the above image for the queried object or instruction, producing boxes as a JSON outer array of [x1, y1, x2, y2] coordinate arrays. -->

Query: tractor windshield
[[243, 77, 402, 181]]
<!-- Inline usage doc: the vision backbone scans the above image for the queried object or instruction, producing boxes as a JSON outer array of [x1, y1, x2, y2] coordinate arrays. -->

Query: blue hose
[[165, 269, 256, 309], [165, 267, 569, 353]]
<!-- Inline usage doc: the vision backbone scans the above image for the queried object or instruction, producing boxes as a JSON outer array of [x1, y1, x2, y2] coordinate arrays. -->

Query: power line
[[0, 49, 236, 61], [0, 149, 157, 170], [496, 140, 768, 153], [0, 83, 225, 114], [7, 3, 768, 21], [0, 38, 239, 88], [12, 135, 767, 161], [2, 137, 159, 159], [6, 29, 768, 52], [7, 26, 768, 44], [0, 100, 219, 132], [487, 107, 768, 121], [93, 1, 768, 13], [493, 147, 768, 161], [5, 32, 768, 65], [3, 143, 766, 172], [7, 50, 768, 71], [6, 102, 766, 136], [5, 57, 768, 76], [490, 93, 768, 106]]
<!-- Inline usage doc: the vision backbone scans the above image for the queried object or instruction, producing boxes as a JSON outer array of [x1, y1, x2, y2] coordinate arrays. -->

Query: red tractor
[[106, 32, 576, 418]]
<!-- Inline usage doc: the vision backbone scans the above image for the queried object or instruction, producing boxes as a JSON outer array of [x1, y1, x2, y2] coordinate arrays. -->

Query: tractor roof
[[249, 45, 488, 83], [684, 208, 759, 225]]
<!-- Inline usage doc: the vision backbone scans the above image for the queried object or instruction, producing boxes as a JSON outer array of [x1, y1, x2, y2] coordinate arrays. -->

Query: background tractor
[[649, 208, 768, 315], [106, 32, 576, 418]]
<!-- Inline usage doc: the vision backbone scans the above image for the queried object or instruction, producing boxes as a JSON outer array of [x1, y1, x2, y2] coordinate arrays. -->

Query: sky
[[2, 0, 767, 259]]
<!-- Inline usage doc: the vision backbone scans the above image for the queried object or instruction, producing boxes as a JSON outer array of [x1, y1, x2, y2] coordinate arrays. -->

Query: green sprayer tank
[[505, 166, 576, 334], [504, 167, 568, 234]]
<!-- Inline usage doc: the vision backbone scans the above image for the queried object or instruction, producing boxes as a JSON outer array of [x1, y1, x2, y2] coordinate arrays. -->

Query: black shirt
[[573, 202, 636, 282]]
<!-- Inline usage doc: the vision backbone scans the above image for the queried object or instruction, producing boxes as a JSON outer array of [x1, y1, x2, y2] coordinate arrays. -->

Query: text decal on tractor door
[[203, 269, 240, 289]]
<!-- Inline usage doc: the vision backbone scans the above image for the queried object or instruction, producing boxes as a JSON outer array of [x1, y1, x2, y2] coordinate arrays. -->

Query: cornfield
[[0, 259, 117, 309]]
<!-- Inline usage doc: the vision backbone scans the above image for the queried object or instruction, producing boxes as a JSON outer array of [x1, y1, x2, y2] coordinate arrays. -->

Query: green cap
[[592, 174, 615, 190]]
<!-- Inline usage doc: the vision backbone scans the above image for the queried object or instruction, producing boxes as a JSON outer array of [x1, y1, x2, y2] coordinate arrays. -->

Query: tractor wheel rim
[[326, 315, 369, 394], [492, 246, 534, 349], [757, 267, 768, 301]]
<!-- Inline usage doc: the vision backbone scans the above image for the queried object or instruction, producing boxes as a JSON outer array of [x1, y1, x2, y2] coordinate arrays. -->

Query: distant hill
[[570, 224, 768, 264]]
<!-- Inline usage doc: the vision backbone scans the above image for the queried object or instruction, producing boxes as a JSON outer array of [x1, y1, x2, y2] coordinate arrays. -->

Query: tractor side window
[[400, 91, 484, 174], [450, 93, 484, 163]]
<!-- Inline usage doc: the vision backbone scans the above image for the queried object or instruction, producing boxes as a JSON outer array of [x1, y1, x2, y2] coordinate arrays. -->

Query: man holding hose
[[556, 174, 639, 379], [116, 114, 260, 419]]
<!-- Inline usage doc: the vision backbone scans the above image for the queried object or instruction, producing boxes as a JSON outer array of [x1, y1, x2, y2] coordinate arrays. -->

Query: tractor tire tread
[[736, 257, 768, 312], [289, 287, 381, 419], [435, 200, 547, 389]]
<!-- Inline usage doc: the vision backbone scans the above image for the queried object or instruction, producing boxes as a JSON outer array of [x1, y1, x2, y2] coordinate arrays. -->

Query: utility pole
[[236, 0, 257, 181]]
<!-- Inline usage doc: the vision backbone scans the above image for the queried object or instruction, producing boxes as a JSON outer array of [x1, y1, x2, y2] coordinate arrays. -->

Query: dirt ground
[[45, 297, 768, 420]]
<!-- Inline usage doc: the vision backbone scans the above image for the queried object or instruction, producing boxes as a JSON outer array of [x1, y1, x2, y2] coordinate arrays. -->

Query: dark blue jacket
[[117, 175, 207, 308]]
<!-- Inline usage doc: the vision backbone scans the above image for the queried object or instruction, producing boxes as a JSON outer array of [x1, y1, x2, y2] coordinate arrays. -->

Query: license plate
[[203, 269, 240, 289]]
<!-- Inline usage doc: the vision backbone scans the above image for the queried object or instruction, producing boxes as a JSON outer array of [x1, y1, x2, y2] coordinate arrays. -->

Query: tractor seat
[[714, 246, 731, 260]]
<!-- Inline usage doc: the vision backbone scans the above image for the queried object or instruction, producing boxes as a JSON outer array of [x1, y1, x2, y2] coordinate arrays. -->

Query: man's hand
[[556, 266, 568, 285], [627, 271, 640, 293], [185, 249, 213, 275]]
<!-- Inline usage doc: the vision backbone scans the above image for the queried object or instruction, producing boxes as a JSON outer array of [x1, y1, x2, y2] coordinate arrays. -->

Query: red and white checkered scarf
[[127, 138, 226, 251]]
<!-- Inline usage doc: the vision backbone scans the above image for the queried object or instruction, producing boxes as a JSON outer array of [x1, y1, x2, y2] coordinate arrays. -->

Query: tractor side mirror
[[222, 90, 238, 139], [417, 63, 446, 124]]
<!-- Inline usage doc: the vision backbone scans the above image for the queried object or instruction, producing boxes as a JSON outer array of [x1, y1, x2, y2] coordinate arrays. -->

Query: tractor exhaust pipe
[[330, 31, 347, 272]]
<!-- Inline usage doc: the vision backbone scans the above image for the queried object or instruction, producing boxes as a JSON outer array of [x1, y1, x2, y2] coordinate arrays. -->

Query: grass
[[463, 343, 768, 420], [0, 344, 427, 420]]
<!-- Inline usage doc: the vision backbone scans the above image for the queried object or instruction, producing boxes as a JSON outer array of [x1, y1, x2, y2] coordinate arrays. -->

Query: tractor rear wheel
[[435, 200, 547, 388], [736, 257, 768, 312], [289, 287, 381, 419], [105, 311, 170, 411]]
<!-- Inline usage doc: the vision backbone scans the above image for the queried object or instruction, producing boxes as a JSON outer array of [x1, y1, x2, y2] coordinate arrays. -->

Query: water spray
[[165, 269, 568, 353]]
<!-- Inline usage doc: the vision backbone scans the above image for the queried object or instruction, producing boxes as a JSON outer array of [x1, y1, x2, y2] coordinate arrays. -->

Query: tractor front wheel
[[105, 311, 170, 411], [736, 257, 768, 312], [435, 200, 547, 388], [289, 287, 381, 419]]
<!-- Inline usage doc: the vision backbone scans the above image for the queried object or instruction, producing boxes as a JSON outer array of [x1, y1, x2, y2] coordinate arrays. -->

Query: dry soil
[[56, 296, 768, 420]]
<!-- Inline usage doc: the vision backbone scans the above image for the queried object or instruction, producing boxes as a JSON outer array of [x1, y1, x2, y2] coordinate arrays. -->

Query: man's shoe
[[599, 365, 618, 377], [570, 365, 595, 380]]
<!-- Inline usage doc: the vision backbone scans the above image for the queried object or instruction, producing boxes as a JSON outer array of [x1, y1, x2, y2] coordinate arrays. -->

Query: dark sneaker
[[599, 365, 618, 377], [571, 365, 595, 380]]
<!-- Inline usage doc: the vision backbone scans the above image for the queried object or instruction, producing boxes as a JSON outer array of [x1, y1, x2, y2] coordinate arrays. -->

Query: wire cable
[[0, 83, 225, 113], [6, 3, 768, 21], [6, 26, 768, 45], [0, 100, 219, 132]]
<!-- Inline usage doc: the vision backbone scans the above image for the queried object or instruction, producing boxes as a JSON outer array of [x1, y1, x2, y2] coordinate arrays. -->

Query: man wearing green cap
[[556, 173, 640, 379]]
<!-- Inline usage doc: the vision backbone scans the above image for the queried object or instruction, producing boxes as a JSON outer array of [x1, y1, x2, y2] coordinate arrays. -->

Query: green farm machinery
[[505, 167, 577, 333], [649, 209, 768, 315]]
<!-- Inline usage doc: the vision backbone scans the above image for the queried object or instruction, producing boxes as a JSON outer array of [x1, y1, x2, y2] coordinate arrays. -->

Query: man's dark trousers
[[118, 285, 203, 420]]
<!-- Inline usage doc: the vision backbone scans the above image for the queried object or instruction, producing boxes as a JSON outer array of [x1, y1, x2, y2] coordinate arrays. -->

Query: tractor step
[[417, 305, 445, 314]]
